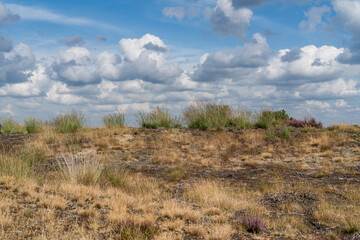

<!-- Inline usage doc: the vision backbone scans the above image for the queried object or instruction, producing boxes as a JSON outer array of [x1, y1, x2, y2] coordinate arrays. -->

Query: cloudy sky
[[0, 0, 359, 126]]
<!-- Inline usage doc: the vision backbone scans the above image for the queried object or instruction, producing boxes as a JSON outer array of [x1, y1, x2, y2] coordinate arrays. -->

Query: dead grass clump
[[186, 224, 207, 238], [56, 153, 102, 185], [314, 199, 359, 233], [310, 133, 332, 151], [160, 201, 201, 222], [207, 224, 234, 240], [185, 181, 239, 210]]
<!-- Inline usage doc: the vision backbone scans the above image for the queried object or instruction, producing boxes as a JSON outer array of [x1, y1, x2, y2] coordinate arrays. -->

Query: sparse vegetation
[[0, 107, 359, 239]]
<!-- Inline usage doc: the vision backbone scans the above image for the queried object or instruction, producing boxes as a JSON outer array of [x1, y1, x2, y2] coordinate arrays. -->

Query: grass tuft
[[184, 101, 231, 130], [56, 153, 102, 185], [0, 117, 25, 134], [52, 110, 86, 133], [103, 111, 126, 128], [24, 117, 44, 134], [137, 106, 181, 129]]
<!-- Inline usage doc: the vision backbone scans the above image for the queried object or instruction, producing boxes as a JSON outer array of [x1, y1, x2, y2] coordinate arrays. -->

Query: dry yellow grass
[[0, 126, 359, 239]]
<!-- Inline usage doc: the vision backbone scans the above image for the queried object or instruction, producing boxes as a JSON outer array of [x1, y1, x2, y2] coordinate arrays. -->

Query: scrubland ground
[[0, 125, 359, 239]]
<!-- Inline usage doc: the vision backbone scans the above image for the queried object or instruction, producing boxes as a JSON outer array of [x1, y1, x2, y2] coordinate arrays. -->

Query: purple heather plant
[[288, 119, 305, 128], [238, 214, 265, 233], [288, 117, 323, 128], [304, 117, 323, 128]]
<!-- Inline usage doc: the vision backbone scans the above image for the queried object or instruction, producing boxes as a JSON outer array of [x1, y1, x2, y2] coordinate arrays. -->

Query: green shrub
[[24, 117, 44, 134], [52, 110, 86, 133], [0, 117, 24, 134], [272, 109, 290, 121], [137, 106, 181, 129], [103, 111, 126, 128], [255, 109, 291, 129]]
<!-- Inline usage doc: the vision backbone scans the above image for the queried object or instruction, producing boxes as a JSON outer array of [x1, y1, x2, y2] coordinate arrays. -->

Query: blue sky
[[0, 0, 359, 126]]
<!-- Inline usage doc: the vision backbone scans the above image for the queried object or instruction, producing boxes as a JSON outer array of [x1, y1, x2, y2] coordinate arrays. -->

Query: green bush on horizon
[[255, 109, 291, 130]]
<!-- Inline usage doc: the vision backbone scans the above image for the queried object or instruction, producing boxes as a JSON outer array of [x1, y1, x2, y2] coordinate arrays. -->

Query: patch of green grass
[[230, 109, 253, 130], [255, 110, 273, 130], [24, 117, 44, 134], [137, 106, 181, 129], [0, 116, 25, 134], [266, 128, 277, 140], [52, 110, 86, 133], [103, 111, 126, 128], [183, 101, 233, 130], [342, 225, 359, 234], [166, 165, 188, 181], [100, 166, 128, 188], [280, 125, 291, 140], [0, 146, 46, 180]]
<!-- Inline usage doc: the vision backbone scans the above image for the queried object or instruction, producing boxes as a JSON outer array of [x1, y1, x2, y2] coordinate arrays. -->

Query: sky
[[0, 0, 359, 126]]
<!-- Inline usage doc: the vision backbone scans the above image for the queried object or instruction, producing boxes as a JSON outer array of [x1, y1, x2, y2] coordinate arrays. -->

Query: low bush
[[24, 117, 44, 133], [137, 106, 181, 129], [52, 110, 86, 133], [272, 109, 290, 121], [288, 119, 305, 128], [255, 109, 291, 129], [288, 117, 322, 128], [0, 117, 24, 134], [103, 111, 125, 128]]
